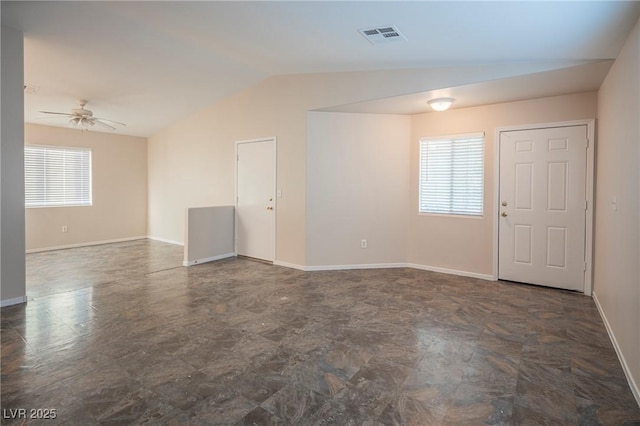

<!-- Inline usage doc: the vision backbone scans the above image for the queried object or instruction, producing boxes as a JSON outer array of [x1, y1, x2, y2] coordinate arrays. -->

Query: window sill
[[418, 212, 484, 219]]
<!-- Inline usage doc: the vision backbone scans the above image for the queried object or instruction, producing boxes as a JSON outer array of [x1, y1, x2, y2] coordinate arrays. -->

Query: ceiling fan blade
[[39, 111, 74, 117], [93, 120, 116, 131], [92, 117, 126, 127], [36, 116, 75, 120]]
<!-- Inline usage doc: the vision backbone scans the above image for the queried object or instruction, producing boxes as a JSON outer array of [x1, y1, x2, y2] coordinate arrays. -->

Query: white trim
[[418, 212, 485, 219], [305, 262, 407, 272], [26, 143, 92, 152], [1, 296, 28, 307], [235, 136, 278, 145], [493, 119, 595, 294], [147, 236, 184, 246], [273, 260, 307, 271], [274, 260, 494, 280], [584, 120, 595, 296], [26, 236, 148, 253], [406, 263, 495, 281], [235, 137, 277, 262], [593, 292, 640, 406], [183, 252, 235, 267]]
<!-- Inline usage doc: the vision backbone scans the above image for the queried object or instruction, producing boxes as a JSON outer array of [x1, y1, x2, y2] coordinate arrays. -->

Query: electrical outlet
[[62, 226, 68, 233], [361, 239, 367, 249]]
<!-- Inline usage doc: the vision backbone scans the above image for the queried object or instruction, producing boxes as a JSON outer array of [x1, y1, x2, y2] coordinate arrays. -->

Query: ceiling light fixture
[[428, 97, 455, 112], [69, 116, 95, 131]]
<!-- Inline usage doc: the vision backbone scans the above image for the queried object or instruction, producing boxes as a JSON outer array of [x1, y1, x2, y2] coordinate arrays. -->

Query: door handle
[[501, 211, 508, 217]]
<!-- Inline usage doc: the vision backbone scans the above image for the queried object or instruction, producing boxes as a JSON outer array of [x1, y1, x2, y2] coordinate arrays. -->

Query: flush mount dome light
[[428, 97, 455, 112]]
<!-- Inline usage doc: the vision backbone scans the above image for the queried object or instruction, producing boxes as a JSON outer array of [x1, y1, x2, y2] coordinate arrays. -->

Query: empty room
[[1, 1, 639, 424]]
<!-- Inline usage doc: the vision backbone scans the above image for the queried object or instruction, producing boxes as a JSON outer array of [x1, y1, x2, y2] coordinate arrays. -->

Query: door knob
[[501, 201, 508, 207], [501, 211, 508, 217]]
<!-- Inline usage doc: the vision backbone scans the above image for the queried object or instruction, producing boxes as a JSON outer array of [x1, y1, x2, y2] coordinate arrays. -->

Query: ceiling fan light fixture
[[428, 97, 455, 112], [69, 116, 93, 130]]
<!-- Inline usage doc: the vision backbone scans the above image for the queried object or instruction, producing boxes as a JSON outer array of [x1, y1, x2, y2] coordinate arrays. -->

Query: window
[[25, 145, 92, 208], [419, 133, 484, 216]]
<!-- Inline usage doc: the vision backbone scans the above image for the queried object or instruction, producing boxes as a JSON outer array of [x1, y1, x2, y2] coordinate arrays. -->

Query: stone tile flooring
[[1, 239, 639, 425]]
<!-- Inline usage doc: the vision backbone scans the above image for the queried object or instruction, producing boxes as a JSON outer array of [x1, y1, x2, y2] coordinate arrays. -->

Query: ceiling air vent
[[358, 25, 407, 45]]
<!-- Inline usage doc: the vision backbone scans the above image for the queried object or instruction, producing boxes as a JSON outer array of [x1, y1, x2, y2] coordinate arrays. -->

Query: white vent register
[[358, 25, 407, 45]]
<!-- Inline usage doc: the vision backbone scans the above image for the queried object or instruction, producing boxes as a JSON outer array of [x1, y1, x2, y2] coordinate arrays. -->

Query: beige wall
[[409, 92, 598, 276], [25, 124, 147, 251], [306, 112, 410, 267], [595, 17, 640, 399], [147, 63, 576, 266], [1, 25, 26, 305]]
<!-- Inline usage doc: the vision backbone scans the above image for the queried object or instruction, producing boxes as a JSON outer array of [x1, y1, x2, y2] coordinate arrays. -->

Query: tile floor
[[1, 239, 639, 425]]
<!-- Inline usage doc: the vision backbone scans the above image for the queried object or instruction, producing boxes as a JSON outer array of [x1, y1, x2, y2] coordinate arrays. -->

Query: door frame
[[492, 119, 595, 295], [234, 136, 277, 261]]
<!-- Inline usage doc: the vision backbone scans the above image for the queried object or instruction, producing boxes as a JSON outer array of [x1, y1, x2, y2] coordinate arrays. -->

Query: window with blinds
[[419, 133, 484, 216], [25, 145, 92, 208]]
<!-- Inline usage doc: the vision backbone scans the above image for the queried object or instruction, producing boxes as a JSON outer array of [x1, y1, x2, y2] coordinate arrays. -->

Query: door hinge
[[585, 138, 589, 148], [585, 200, 588, 210], [237, 154, 239, 161], [584, 262, 587, 272]]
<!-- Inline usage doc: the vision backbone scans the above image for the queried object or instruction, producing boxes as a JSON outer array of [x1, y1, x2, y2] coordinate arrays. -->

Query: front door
[[498, 125, 587, 291], [236, 138, 276, 262]]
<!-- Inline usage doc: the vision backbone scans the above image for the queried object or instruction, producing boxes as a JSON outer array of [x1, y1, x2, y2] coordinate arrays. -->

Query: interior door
[[498, 126, 587, 291], [236, 139, 276, 262]]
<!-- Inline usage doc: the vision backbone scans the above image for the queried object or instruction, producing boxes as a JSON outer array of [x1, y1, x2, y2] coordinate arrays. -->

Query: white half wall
[[306, 112, 410, 266], [184, 206, 235, 266]]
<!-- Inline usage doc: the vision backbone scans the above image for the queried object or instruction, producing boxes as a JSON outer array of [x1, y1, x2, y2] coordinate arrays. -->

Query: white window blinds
[[419, 133, 484, 216], [25, 145, 92, 208]]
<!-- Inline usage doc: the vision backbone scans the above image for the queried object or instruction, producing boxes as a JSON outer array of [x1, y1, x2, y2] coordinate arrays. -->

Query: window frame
[[24, 144, 93, 209], [418, 132, 485, 218]]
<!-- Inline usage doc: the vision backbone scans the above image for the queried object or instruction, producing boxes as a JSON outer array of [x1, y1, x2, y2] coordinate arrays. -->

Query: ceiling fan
[[39, 99, 126, 131]]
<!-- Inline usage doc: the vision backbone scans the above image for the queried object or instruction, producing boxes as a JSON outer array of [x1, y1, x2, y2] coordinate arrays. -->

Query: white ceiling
[[3, 1, 640, 137]]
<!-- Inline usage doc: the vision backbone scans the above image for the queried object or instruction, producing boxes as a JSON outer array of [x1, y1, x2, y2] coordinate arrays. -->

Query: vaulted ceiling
[[3, 1, 640, 137]]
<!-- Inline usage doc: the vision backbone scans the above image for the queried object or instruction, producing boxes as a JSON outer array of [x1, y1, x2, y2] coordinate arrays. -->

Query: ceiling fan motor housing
[[72, 108, 93, 117]]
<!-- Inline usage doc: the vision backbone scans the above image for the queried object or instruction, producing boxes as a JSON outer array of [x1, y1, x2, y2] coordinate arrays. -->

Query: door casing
[[493, 119, 595, 295], [235, 137, 277, 262]]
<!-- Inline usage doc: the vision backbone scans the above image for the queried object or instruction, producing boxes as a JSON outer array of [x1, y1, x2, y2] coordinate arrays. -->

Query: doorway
[[497, 121, 594, 293], [235, 138, 276, 262]]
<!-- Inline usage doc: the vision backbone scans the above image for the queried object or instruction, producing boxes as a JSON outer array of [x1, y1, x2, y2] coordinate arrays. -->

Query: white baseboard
[[26, 236, 147, 253], [183, 252, 235, 267], [146, 236, 184, 246], [304, 262, 407, 272], [274, 260, 493, 281], [406, 263, 495, 281], [593, 291, 640, 406], [273, 260, 307, 271], [1, 295, 27, 307]]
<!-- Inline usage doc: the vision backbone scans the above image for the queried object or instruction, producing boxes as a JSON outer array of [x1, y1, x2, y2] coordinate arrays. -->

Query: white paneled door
[[236, 138, 276, 262], [498, 126, 588, 291]]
